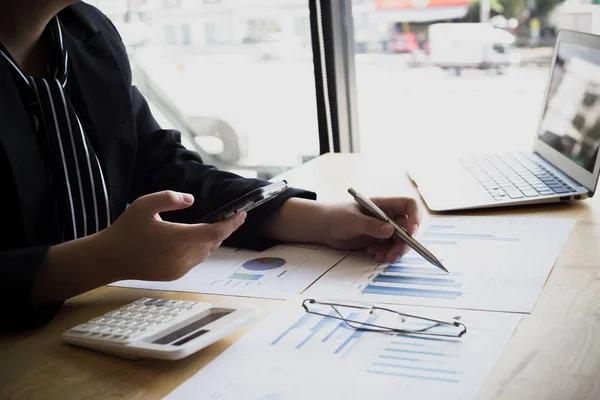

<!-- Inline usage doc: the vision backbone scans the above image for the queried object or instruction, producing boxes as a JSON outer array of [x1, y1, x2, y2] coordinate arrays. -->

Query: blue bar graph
[[373, 275, 461, 288], [365, 369, 459, 384], [378, 354, 451, 366], [397, 256, 426, 264], [321, 312, 358, 343], [372, 362, 458, 375], [383, 348, 453, 357], [271, 313, 313, 346], [378, 355, 422, 362], [427, 224, 456, 230], [423, 232, 494, 239], [387, 340, 425, 347], [364, 284, 463, 299], [393, 334, 456, 343], [333, 315, 378, 355], [422, 232, 519, 241], [420, 240, 458, 245], [296, 312, 336, 349], [383, 265, 459, 276]]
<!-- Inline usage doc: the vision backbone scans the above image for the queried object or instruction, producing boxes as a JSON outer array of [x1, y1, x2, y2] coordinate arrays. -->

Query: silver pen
[[348, 188, 448, 273]]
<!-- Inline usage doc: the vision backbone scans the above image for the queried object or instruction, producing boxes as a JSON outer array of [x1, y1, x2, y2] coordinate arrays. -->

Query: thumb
[[355, 213, 395, 239], [133, 190, 194, 216]]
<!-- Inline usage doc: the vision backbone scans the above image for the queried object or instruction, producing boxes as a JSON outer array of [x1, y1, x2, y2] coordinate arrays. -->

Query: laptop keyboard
[[460, 153, 577, 201]]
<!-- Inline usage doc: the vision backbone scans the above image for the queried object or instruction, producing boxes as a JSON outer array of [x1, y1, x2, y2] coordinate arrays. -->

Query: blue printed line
[[389, 340, 425, 347], [420, 240, 457, 245], [378, 355, 422, 362], [296, 311, 336, 349], [364, 285, 463, 299], [384, 265, 459, 276], [422, 232, 518, 241], [372, 362, 458, 375], [322, 312, 358, 343], [365, 369, 459, 383], [397, 257, 426, 264], [423, 232, 494, 239], [373, 274, 461, 288], [333, 315, 378, 355], [383, 348, 453, 357], [427, 225, 456, 230], [271, 313, 313, 346], [395, 334, 457, 343]]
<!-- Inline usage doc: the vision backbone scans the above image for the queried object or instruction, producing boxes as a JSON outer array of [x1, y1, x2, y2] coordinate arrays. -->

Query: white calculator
[[62, 298, 258, 360]]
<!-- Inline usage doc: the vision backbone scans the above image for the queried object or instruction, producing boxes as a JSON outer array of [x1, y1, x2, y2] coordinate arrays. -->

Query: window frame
[[309, 0, 360, 154]]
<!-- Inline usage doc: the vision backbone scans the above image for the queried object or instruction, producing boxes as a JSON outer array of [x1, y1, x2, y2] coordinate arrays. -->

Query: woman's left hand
[[323, 197, 422, 264]]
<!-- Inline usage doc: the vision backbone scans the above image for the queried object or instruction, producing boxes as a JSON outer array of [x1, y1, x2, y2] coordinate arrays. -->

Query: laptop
[[408, 29, 600, 212]]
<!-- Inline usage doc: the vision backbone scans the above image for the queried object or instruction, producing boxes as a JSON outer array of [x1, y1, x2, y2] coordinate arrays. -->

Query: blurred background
[[86, 0, 599, 179]]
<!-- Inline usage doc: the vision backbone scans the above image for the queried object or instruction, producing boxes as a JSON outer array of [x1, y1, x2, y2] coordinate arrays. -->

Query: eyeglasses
[[302, 299, 467, 338]]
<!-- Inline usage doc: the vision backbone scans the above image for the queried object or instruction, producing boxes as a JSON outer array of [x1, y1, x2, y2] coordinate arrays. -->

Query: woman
[[0, 0, 421, 330]]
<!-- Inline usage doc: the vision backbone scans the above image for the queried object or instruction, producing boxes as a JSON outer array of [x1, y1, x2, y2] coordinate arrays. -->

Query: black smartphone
[[196, 180, 289, 224]]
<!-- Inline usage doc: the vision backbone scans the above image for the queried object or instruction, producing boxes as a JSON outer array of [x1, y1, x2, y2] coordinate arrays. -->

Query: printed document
[[307, 216, 574, 313], [112, 244, 349, 299], [165, 299, 521, 400]]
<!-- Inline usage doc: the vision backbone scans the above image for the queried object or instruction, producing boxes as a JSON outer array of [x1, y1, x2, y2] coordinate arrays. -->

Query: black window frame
[[309, 0, 360, 154]]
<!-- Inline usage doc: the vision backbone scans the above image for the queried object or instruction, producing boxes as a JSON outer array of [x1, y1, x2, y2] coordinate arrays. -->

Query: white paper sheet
[[165, 299, 521, 400], [112, 244, 349, 299], [306, 216, 574, 313]]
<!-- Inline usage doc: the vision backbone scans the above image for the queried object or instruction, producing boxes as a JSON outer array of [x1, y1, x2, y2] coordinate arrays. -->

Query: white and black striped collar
[[0, 16, 69, 90]]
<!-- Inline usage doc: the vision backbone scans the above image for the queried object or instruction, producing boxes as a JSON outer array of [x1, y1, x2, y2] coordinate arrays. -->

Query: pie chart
[[243, 257, 286, 271]]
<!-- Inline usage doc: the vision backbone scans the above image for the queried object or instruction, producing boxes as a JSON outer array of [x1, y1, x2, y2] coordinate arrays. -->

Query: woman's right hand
[[97, 190, 246, 282]]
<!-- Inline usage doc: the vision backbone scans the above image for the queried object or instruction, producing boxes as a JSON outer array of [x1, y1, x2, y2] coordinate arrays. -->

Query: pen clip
[[348, 188, 390, 223]]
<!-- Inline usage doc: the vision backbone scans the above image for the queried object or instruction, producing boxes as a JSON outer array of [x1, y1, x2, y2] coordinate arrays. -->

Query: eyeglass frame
[[302, 298, 467, 338]]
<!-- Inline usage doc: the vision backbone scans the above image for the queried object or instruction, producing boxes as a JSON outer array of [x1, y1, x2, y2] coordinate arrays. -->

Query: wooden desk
[[2, 153, 600, 399]]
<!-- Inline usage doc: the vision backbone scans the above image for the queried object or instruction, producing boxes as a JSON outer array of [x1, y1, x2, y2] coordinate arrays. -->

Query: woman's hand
[[33, 190, 246, 307], [96, 190, 246, 282], [323, 197, 421, 263]]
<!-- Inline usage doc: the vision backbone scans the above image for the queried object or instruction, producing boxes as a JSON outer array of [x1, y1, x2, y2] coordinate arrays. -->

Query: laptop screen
[[538, 42, 600, 173]]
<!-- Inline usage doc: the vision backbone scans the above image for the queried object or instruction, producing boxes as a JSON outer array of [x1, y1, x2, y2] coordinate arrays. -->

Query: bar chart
[[166, 301, 522, 400], [366, 326, 464, 384], [363, 253, 464, 300], [307, 216, 575, 312], [270, 311, 374, 356], [270, 310, 464, 384]]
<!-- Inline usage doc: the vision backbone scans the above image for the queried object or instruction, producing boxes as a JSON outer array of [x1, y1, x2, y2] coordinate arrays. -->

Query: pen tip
[[436, 261, 449, 273]]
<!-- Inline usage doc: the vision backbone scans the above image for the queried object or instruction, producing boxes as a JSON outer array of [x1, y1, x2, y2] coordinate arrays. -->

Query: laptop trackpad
[[409, 161, 491, 211]]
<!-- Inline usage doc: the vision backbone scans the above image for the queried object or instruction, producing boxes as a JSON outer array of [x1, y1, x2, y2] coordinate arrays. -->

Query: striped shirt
[[0, 17, 111, 240]]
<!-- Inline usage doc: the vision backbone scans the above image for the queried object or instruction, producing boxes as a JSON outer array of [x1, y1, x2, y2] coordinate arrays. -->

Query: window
[[349, 0, 556, 161], [92, 0, 320, 179], [181, 24, 191, 45], [165, 24, 176, 44]]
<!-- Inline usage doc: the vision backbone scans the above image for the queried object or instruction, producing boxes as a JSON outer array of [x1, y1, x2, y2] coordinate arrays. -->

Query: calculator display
[[152, 309, 232, 346]]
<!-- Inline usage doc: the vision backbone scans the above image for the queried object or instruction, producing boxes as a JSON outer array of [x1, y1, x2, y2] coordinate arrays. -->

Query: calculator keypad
[[67, 298, 210, 343]]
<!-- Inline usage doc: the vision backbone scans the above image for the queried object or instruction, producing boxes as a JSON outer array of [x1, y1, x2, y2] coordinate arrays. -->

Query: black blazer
[[0, 3, 314, 330]]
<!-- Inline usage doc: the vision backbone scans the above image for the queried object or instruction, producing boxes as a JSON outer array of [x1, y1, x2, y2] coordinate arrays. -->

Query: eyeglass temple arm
[[302, 299, 373, 312]]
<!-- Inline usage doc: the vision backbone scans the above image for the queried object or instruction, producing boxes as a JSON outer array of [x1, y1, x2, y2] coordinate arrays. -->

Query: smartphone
[[196, 180, 288, 224]]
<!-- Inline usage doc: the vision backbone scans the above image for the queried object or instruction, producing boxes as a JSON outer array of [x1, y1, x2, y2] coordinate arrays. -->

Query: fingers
[[186, 212, 247, 243], [371, 197, 422, 234], [367, 241, 412, 264], [354, 213, 395, 240], [133, 190, 195, 217]]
